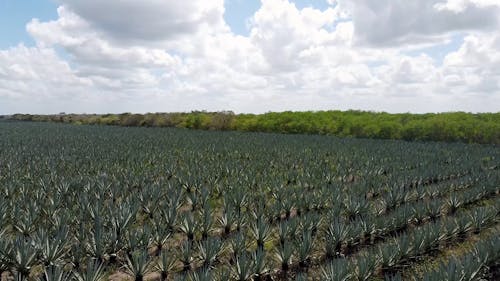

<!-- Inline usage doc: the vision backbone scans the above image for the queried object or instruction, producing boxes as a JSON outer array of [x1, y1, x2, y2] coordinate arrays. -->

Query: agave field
[[0, 121, 499, 281]]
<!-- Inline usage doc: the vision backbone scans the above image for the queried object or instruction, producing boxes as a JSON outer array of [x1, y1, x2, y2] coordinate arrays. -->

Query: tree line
[[10, 110, 500, 144]]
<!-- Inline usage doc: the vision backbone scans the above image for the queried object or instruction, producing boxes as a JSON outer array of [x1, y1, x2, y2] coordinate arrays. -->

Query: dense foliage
[[0, 121, 499, 281], [9, 110, 500, 144]]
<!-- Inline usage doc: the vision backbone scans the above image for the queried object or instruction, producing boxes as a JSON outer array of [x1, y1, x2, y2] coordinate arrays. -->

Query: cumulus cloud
[[56, 0, 227, 42], [0, 0, 499, 114], [0, 45, 90, 99], [348, 0, 500, 46], [443, 33, 500, 93]]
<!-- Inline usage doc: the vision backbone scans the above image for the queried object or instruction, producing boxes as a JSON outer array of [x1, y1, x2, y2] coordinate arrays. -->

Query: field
[[0, 121, 499, 281]]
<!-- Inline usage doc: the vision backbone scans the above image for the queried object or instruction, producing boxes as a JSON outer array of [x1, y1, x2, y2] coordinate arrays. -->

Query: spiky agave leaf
[[180, 241, 194, 272], [231, 253, 253, 281], [149, 220, 172, 256], [275, 241, 293, 272], [73, 260, 107, 281], [296, 228, 313, 268], [8, 237, 38, 279], [37, 265, 72, 281], [321, 259, 350, 281], [250, 213, 271, 251], [377, 243, 399, 270], [229, 232, 247, 263], [198, 237, 224, 269], [188, 266, 212, 281], [252, 248, 268, 280], [351, 255, 377, 281], [180, 213, 197, 242], [123, 249, 152, 281], [32, 228, 69, 267], [155, 249, 176, 281]]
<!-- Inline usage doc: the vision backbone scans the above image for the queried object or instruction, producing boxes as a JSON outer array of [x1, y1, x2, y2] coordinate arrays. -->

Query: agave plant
[[110, 200, 137, 240], [84, 217, 107, 263], [188, 266, 213, 281], [7, 237, 39, 279], [351, 255, 377, 281], [214, 266, 231, 281], [218, 204, 236, 237], [459, 255, 484, 280], [0, 229, 13, 275], [229, 232, 247, 264], [324, 219, 350, 259], [381, 186, 404, 211], [138, 184, 163, 219], [123, 249, 152, 281], [180, 241, 194, 272], [149, 220, 172, 256], [296, 229, 313, 269], [358, 218, 376, 244], [278, 218, 298, 247], [321, 259, 350, 281], [160, 201, 180, 233], [377, 243, 399, 272], [231, 253, 253, 281], [252, 248, 268, 281], [275, 241, 293, 272], [33, 228, 69, 267], [186, 188, 200, 212], [199, 205, 214, 240], [37, 265, 72, 281], [444, 195, 463, 215], [155, 249, 176, 281], [343, 195, 369, 221], [250, 213, 272, 251], [453, 216, 473, 239], [424, 200, 442, 222], [302, 211, 322, 235], [73, 260, 107, 281], [468, 208, 491, 234], [180, 213, 198, 242], [198, 237, 224, 269], [124, 228, 150, 259], [12, 205, 39, 237], [394, 235, 411, 263]]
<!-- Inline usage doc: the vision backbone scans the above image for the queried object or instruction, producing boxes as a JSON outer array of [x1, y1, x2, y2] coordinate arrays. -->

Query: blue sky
[[0, 0, 499, 114], [0, 0, 57, 48]]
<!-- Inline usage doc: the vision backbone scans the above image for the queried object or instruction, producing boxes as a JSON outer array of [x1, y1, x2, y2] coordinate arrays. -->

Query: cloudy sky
[[1, 0, 499, 114]]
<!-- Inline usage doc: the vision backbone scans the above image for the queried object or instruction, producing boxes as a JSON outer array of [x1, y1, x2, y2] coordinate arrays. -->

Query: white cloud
[[0, 0, 499, 114], [443, 33, 500, 93], [0, 45, 91, 99], [348, 0, 500, 46], [435, 0, 500, 13], [56, 0, 227, 42]]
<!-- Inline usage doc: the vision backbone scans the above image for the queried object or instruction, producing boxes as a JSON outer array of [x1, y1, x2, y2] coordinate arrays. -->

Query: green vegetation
[[10, 110, 500, 144], [0, 121, 498, 280]]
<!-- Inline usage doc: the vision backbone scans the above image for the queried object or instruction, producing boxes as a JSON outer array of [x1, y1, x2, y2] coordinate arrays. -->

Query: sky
[[0, 0, 499, 114]]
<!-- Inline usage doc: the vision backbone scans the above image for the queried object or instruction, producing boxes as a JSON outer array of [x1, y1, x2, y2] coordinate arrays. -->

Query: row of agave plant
[[1, 201, 496, 281], [418, 232, 500, 281], [1, 175, 497, 281], [318, 204, 499, 281], [0, 122, 498, 280]]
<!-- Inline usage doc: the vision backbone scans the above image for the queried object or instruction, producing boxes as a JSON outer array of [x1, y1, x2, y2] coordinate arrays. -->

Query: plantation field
[[0, 121, 499, 281]]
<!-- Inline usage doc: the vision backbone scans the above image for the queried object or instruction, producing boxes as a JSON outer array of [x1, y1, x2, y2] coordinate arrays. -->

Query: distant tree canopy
[[9, 110, 500, 144]]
